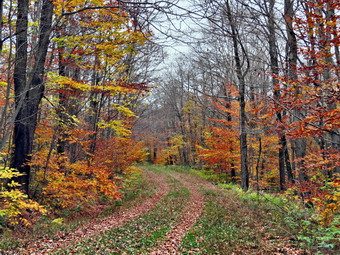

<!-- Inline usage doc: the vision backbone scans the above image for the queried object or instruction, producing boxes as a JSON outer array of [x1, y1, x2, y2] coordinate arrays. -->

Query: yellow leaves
[[50, 0, 149, 89], [98, 120, 131, 137], [89, 0, 105, 6], [53, 0, 104, 16], [28, 21, 39, 27], [96, 84, 134, 94], [326, 20, 337, 27], [203, 130, 212, 139], [47, 72, 137, 96], [95, 42, 121, 56], [0, 81, 7, 88], [47, 72, 91, 92], [156, 135, 188, 165], [51, 217, 64, 225], [115, 104, 136, 118], [97, 104, 136, 137], [0, 168, 47, 226], [0, 167, 23, 179], [169, 135, 186, 148]]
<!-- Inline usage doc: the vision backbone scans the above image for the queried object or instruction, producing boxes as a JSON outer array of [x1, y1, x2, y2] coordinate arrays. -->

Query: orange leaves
[[284, 105, 340, 139], [278, 0, 339, 133], [43, 161, 122, 208], [68, 128, 94, 147], [324, 109, 340, 130], [284, 149, 340, 225], [39, 137, 145, 209], [94, 138, 146, 172], [197, 126, 240, 174], [30, 109, 144, 210], [52, 0, 108, 16]]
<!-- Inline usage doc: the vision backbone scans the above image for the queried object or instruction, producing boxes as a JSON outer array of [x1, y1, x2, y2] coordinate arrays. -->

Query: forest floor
[[1, 165, 338, 254]]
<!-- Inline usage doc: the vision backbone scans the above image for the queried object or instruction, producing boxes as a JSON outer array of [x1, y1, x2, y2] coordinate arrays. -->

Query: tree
[[266, 0, 294, 189], [6, 0, 159, 194], [11, 0, 53, 193], [196, 0, 251, 190]]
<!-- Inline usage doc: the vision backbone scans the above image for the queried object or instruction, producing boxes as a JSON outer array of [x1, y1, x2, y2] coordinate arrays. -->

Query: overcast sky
[[150, 0, 202, 63]]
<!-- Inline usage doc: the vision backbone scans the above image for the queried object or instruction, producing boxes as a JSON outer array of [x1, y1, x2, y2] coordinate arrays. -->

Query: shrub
[[0, 167, 47, 227]]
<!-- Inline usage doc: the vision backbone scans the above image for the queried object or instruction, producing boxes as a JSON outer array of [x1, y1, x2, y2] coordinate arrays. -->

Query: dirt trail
[[150, 173, 205, 255], [12, 170, 170, 255], [4, 167, 309, 255]]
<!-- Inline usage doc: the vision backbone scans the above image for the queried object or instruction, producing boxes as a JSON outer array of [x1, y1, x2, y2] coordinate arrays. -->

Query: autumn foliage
[[145, 0, 339, 226], [0, 167, 47, 227], [0, 0, 151, 228], [0, 0, 338, 241]]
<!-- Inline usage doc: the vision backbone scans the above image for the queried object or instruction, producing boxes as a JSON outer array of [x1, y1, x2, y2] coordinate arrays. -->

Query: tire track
[[150, 173, 205, 255]]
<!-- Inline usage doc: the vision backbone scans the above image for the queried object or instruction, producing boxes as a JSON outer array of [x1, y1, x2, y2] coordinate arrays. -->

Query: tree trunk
[[57, 45, 67, 156], [284, 0, 308, 182], [224, 88, 236, 183], [11, 0, 29, 193], [225, 0, 249, 191], [0, 0, 4, 54], [321, 3, 340, 173], [267, 0, 293, 190], [11, 0, 53, 193], [283, 136, 294, 183]]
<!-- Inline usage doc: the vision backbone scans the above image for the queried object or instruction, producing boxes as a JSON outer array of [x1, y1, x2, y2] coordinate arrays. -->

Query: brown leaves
[[12, 170, 170, 254], [150, 173, 205, 255]]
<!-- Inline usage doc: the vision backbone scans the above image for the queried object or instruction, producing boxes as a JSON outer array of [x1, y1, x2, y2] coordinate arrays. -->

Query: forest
[[0, 0, 339, 254]]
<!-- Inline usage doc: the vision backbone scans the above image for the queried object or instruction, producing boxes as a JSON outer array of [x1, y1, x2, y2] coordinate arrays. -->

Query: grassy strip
[[180, 190, 264, 254], [55, 176, 190, 254], [0, 168, 152, 250], [174, 165, 339, 253], [159, 164, 224, 183]]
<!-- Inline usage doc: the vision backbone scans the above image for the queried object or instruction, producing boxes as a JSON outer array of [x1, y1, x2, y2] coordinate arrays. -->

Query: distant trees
[[139, 0, 339, 212]]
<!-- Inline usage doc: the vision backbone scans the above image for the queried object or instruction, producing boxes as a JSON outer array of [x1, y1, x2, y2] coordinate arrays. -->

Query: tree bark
[[225, 0, 249, 191], [11, 0, 29, 193], [284, 0, 308, 182], [0, 0, 4, 54], [11, 0, 54, 193], [267, 0, 295, 190]]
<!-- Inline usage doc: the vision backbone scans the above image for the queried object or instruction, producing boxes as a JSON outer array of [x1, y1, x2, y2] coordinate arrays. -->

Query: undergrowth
[[167, 164, 339, 253], [218, 183, 339, 253], [0, 166, 150, 250]]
